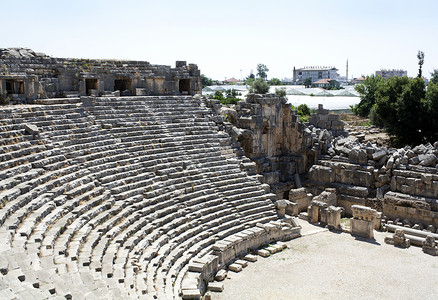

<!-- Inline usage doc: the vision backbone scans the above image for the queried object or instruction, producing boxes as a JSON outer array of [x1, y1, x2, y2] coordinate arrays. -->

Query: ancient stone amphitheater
[[1, 49, 438, 299], [0, 95, 303, 299]]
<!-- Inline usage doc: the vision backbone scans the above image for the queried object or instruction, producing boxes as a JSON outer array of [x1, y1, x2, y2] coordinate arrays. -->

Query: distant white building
[[375, 69, 407, 79], [293, 66, 339, 83]]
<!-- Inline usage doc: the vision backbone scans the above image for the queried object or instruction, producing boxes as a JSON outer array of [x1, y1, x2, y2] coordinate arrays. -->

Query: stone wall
[[207, 93, 438, 228], [306, 133, 438, 227], [309, 104, 346, 137], [206, 94, 335, 199], [0, 48, 201, 101]]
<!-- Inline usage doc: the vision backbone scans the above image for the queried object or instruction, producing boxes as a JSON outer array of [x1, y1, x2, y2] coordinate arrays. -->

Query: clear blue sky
[[1, 0, 437, 80]]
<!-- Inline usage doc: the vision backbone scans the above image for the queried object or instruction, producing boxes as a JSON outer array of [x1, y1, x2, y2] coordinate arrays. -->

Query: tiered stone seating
[[0, 96, 298, 299]]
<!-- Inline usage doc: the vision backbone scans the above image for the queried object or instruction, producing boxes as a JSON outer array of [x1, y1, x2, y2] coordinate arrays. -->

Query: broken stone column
[[350, 205, 378, 239], [307, 200, 327, 223], [276, 199, 298, 217], [275, 200, 288, 218], [422, 235, 438, 256], [307, 202, 321, 223], [384, 229, 411, 248], [326, 206, 344, 230]]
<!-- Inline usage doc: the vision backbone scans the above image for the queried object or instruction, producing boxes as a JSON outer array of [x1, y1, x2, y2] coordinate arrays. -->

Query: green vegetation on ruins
[[248, 78, 270, 94], [209, 89, 242, 105], [291, 103, 313, 122], [275, 87, 286, 97], [201, 74, 215, 88], [351, 51, 438, 146]]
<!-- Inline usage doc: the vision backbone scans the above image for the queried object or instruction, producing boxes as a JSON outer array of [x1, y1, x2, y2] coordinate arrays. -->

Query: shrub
[[275, 88, 286, 97], [210, 90, 241, 105], [248, 78, 270, 94], [297, 104, 310, 116]]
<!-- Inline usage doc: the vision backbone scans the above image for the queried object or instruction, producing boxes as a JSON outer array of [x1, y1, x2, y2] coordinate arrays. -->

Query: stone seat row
[[0, 96, 284, 298], [17, 172, 255, 292]]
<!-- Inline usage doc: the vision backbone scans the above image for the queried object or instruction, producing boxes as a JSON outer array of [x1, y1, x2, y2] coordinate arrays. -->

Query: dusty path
[[211, 221, 438, 300]]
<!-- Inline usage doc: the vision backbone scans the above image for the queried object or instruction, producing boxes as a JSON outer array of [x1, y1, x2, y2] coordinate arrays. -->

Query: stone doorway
[[85, 79, 97, 96], [5, 79, 24, 95], [179, 79, 190, 95], [114, 78, 131, 94]]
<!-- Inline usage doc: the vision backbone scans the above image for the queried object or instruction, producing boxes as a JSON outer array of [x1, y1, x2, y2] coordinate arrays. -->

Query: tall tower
[[346, 59, 349, 82]]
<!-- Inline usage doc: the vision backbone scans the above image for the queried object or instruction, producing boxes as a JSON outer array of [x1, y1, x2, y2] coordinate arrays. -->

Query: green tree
[[297, 104, 310, 116], [244, 71, 255, 85], [248, 78, 270, 94], [209, 90, 241, 105], [268, 78, 283, 85], [430, 69, 438, 84], [374, 77, 427, 145], [210, 90, 224, 101], [291, 103, 311, 122], [201, 74, 214, 88], [352, 75, 384, 117], [225, 89, 241, 98], [275, 87, 286, 97], [417, 50, 425, 78], [303, 77, 312, 88], [425, 81, 438, 141], [256, 64, 269, 80]]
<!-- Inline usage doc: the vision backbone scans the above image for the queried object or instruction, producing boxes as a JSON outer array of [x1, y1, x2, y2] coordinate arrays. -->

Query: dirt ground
[[210, 221, 438, 300]]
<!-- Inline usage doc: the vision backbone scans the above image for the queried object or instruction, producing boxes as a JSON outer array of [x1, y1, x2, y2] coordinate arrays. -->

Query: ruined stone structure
[[350, 205, 379, 239], [1, 51, 438, 298], [309, 104, 345, 137], [0, 48, 201, 101], [384, 229, 411, 248], [306, 135, 438, 228], [0, 94, 301, 299], [209, 94, 438, 231], [206, 94, 335, 200]]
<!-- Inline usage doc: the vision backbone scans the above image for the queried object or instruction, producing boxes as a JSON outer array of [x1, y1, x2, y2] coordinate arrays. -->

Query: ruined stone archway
[[179, 79, 190, 95], [85, 79, 97, 96], [114, 78, 131, 94], [5, 79, 24, 95]]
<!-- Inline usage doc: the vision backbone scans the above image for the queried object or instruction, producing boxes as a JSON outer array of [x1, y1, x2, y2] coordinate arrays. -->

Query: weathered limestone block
[[243, 254, 257, 262], [228, 263, 242, 272], [419, 154, 437, 167], [215, 270, 227, 281], [24, 123, 39, 136], [264, 171, 280, 185], [350, 205, 378, 239], [383, 191, 438, 228], [351, 205, 378, 221], [349, 148, 367, 164], [351, 218, 375, 239], [372, 149, 387, 161], [275, 199, 289, 218], [312, 188, 337, 206], [208, 282, 224, 292], [422, 235, 438, 256], [307, 200, 328, 223], [257, 249, 270, 257], [308, 165, 334, 184], [384, 229, 410, 248], [289, 187, 312, 213], [326, 206, 344, 230]]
